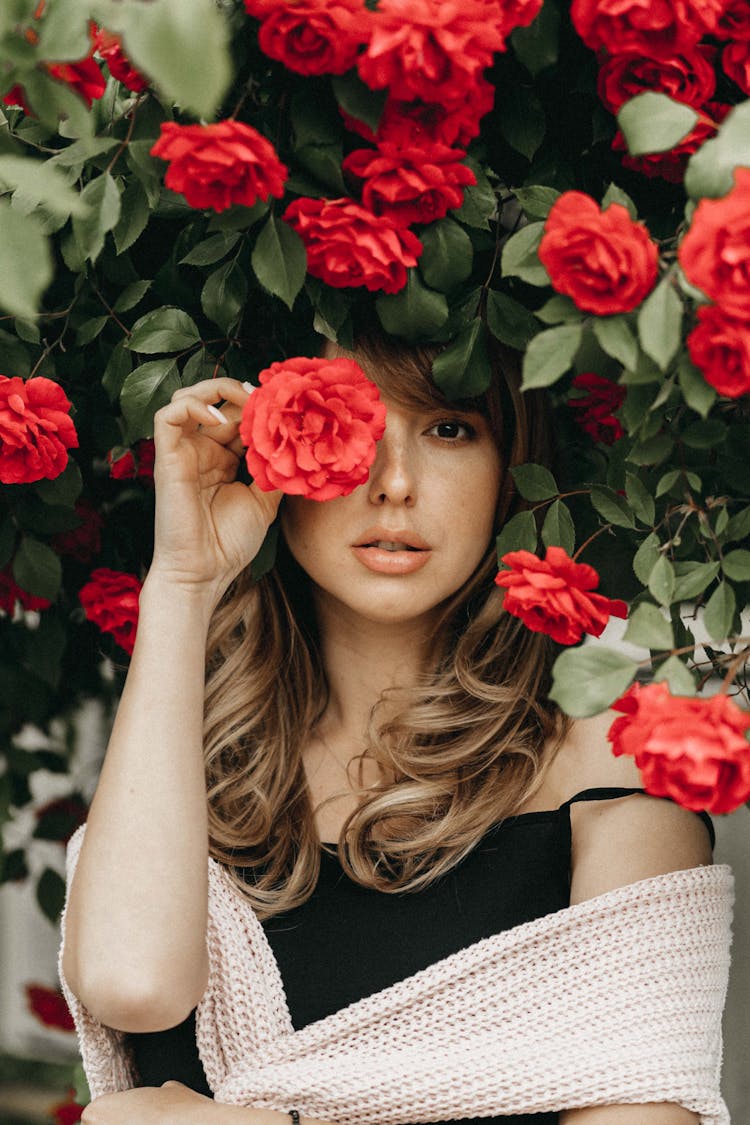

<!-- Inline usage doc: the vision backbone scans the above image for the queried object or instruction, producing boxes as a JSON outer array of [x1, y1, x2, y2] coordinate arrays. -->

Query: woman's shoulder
[[537, 711, 715, 905]]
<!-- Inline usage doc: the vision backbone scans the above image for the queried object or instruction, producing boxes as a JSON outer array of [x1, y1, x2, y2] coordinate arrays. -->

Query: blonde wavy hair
[[203, 333, 567, 919]]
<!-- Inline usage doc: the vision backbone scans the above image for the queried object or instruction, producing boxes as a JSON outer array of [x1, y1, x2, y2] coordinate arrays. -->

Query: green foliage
[[550, 648, 637, 717], [617, 93, 698, 157]]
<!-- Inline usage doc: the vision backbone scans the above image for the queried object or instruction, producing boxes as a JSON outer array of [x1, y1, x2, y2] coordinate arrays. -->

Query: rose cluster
[[572, 0, 749, 182]]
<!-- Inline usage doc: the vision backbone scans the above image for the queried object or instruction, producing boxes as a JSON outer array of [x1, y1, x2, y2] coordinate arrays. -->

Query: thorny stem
[[573, 522, 614, 561], [719, 646, 750, 694], [91, 281, 131, 336]]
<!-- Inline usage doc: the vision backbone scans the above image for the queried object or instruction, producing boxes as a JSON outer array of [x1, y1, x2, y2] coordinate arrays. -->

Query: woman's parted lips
[[353, 526, 431, 551]]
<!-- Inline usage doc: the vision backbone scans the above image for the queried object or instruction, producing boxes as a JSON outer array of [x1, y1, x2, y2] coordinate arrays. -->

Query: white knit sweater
[[59, 825, 733, 1124]]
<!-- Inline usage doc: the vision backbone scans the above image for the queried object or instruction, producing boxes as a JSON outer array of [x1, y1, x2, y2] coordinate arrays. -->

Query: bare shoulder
[[538, 709, 643, 805]]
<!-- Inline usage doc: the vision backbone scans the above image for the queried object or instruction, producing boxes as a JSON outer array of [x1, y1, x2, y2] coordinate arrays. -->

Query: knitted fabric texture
[[59, 825, 733, 1123]]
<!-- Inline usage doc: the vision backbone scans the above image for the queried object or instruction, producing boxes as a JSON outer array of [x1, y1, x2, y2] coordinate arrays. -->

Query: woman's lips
[[351, 544, 432, 574]]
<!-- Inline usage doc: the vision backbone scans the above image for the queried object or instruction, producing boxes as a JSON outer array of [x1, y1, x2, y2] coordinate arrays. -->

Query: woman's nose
[[367, 425, 416, 507]]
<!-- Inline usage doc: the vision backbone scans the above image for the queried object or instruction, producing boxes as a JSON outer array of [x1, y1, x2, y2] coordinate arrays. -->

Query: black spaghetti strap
[[562, 786, 716, 850]]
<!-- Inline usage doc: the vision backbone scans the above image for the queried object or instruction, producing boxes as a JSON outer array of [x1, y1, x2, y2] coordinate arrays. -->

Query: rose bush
[[240, 356, 386, 500]]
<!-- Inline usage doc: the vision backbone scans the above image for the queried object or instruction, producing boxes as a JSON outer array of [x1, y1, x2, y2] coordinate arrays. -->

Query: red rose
[[716, 0, 750, 41], [47, 55, 106, 105], [358, 0, 534, 109], [342, 141, 475, 226], [342, 79, 495, 149], [571, 0, 724, 55], [0, 567, 51, 615], [150, 121, 288, 214], [25, 983, 75, 1032], [596, 48, 716, 115], [107, 437, 156, 482], [494, 546, 628, 646], [79, 567, 142, 655], [538, 193, 659, 315], [51, 499, 104, 563], [283, 197, 422, 293], [687, 305, 750, 399], [245, 0, 372, 76], [722, 41, 750, 96], [94, 26, 149, 92], [568, 372, 626, 444], [0, 375, 79, 484], [609, 682, 750, 814], [678, 167, 750, 318], [611, 110, 724, 184], [50, 1090, 84, 1125], [239, 356, 387, 501], [34, 794, 88, 845]]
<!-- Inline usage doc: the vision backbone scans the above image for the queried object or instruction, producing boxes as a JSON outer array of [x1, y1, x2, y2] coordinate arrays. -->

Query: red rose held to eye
[[0, 375, 78, 484], [239, 356, 387, 502], [678, 167, 750, 317], [495, 546, 628, 645], [538, 193, 659, 315], [79, 567, 142, 655], [283, 197, 422, 293], [150, 121, 288, 213], [609, 682, 750, 814]]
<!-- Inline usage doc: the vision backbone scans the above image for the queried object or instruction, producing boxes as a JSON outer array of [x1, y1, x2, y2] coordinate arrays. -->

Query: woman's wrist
[[139, 568, 226, 627]]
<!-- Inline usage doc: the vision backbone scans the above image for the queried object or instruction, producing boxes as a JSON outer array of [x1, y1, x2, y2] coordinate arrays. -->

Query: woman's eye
[[430, 419, 475, 440]]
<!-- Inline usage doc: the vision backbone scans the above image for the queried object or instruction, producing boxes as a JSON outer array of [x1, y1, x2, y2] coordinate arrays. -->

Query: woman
[[60, 336, 726, 1125]]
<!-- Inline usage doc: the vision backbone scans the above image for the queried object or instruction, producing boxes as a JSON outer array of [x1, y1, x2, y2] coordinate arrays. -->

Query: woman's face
[[281, 385, 502, 631]]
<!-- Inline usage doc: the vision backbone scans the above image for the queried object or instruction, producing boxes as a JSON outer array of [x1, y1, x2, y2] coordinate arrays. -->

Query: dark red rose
[[0, 375, 79, 484], [687, 305, 750, 399], [46, 54, 106, 106], [611, 108, 725, 184], [722, 40, 750, 96], [357, 0, 536, 109], [34, 794, 88, 845], [571, 0, 724, 55], [150, 120, 288, 213], [678, 167, 750, 318], [107, 437, 155, 482], [50, 1090, 84, 1125], [245, 0, 372, 76], [494, 546, 628, 646], [283, 197, 422, 293], [597, 47, 716, 115], [0, 567, 51, 615], [609, 682, 750, 815], [25, 983, 75, 1032], [51, 498, 104, 563], [342, 78, 495, 149], [342, 141, 475, 226], [93, 26, 149, 92], [716, 0, 750, 41], [568, 373, 626, 444], [240, 356, 386, 501], [79, 567, 142, 655], [538, 193, 659, 315]]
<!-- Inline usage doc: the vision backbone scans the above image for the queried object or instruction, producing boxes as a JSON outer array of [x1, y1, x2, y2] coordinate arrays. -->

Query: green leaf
[[182, 348, 219, 386], [513, 186, 561, 221], [601, 183, 637, 219], [23, 612, 67, 690], [637, 276, 683, 370], [511, 0, 560, 75], [431, 319, 491, 399], [655, 469, 680, 498], [113, 280, 152, 314], [511, 463, 558, 501], [450, 163, 496, 229], [375, 271, 449, 340], [208, 201, 268, 232], [332, 71, 387, 134], [625, 472, 655, 526], [0, 155, 88, 217], [120, 358, 181, 441], [418, 219, 473, 291], [496, 86, 545, 160], [703, 581, 736, 643], [677, 355, 716, 419], [126, 139, 162, 208], [534, 295, 580, 325], [541, 499, 575, 555], [36, 0, 91, 59], [102, 340, 133, 401], [35, 460, 83, 506], [632, 532, 661, 585], [653, 654, 696, 695], [626, 434, 673, 466], [76, 316, 108, 346], [72, 173, 121, 264], [307, 279, 354, 342], [0, 200, 52, 317], [623, 602, 674, 650], [36, 867, 66, 923], [549, 647, 637, 718], [201, 259, 248, 333], [592, 315, 638, 370], [496, 510, 538, 561], [722, 549, 750, 582], [485, 289, 539, 350], [590, 484, 636, 529], [681, 418, 726, 450], [112, 177, 150, 255], [617, 93, 698, 157], [180, 232, 241, 267], [647, 554, 675, 606], [12, 537, 62, 601], [725, 506, 750, 545], [0, 518, 16, 569], [296, 143, 346, 194], [100, 0, 232, 119], [22, 68, 93, 141], [251, 213, 306, 311], [126, 307, 200, 354], [500, 221, 548, 285], [250, 520, 280, 582], [521, 323, 582, 389], [685, 102, 750, 200]]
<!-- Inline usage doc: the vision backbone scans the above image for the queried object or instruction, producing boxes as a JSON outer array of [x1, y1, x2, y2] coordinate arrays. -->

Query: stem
[[719, 646, 750, 694], [573, 522, 614, 560], [105, 95, 144, 176]]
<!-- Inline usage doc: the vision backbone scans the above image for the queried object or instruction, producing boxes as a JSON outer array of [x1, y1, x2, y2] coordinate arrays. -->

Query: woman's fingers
[[170, 376, 253, 408]]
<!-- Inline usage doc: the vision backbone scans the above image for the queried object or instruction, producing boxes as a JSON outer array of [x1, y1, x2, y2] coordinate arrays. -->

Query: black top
[[127, 788, 715, 1125]]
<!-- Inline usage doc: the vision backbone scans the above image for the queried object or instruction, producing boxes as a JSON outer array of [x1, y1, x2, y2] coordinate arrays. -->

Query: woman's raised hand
[[148, 377, 282, 600]]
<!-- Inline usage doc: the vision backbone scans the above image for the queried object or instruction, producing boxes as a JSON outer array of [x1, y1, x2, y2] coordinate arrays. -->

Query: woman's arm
[[560, 1105, 699, 1124], [80, 1083, 335, 1125], [62, 379, 281, 1032]]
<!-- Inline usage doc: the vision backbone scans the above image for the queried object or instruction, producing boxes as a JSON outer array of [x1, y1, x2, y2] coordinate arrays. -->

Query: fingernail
[[242, 381, 255, 394], [206, 404, 224, 423]]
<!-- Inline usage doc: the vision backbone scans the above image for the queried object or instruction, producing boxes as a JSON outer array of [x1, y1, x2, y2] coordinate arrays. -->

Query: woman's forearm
[[62, 573, 218, 1032]]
